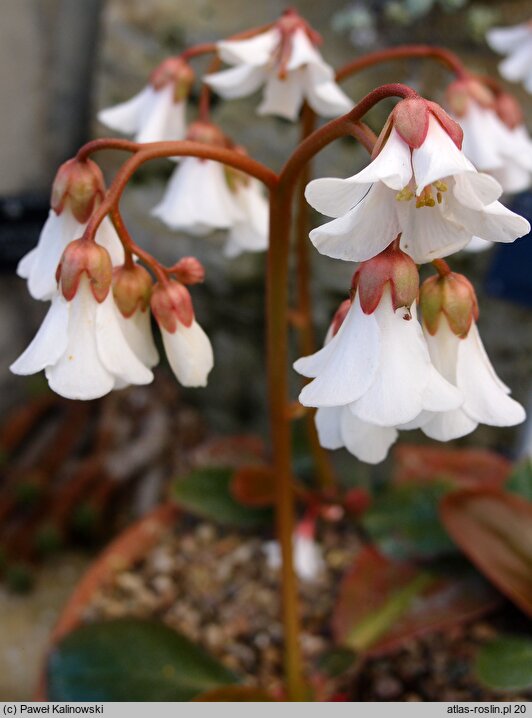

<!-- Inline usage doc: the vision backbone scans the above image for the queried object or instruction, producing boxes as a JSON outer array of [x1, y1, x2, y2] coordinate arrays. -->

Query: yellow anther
[[434, 180, 448, 193], [396, 187, 414, 202]]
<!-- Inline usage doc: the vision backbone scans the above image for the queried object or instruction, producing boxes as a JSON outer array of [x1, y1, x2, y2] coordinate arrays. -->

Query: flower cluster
[[487, 20, 532, 94], [11, 160, 213, 400], [295, 245, 525, 464]]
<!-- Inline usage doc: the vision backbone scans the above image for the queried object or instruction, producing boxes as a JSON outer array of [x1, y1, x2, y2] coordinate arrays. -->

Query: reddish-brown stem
[[336, 44, 468, 83], [294, 105, 337, 492], [109, 208, 168, 285], [432, 258, 452, 276], [76, 138, 140, 162], [82, 141, 277, 245]]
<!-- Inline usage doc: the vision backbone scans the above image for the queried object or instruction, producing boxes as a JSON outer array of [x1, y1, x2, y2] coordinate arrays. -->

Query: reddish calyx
[[352, 241, 419, 314], [169, 257, 205, 286], [149, 57, 195, 102], [51, 158, 105, 224], [420, 268, 478, 338], [57, 239, 113, 303], [330, 299, 351, 337], [150, 280, 194, 333], [275, 8, 322, 80], [112, 263, 153, 317]]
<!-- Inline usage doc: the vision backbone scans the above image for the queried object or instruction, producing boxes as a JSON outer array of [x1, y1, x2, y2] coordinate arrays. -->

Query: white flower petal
[[152, 158, 244, 234], [95, 216, 125, 266], [161, 320, 214, 387], [96, 296, 154, 387], [422, 408, 478, 441], [304, 69, 354, 117], [132, 86, 186, 143], [499, 40, 532, 83], [45, 280, 115, 400], [350, 295, 433, 426], [226, 181, 269, 257], [204, 64, 267, 100], [287, 29, 325, 71], [295, 294, 379, 407], [487, 25, 532, 54], [98, 86, 155, 136], [464, 236, 492, 253], [116, 308, 159, 368], [309, 182, 399, 261], [17, 247, 38, 280], [315, 407, 343, 449], [451, 197, 530, 246], [341, 409, 398, 464], [258, 72, 305, 120], [451, 172, 502, 210], [457, 323, 525, 426], [397, 199, 471, 263], [459, 103, 506, 172], [217, 29, 280, 66], [413, 117, 474, 192], [10, 294, 69, 375]]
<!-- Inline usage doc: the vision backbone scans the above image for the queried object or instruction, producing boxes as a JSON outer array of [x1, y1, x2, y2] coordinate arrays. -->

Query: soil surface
[[82, 516, 532, 702]]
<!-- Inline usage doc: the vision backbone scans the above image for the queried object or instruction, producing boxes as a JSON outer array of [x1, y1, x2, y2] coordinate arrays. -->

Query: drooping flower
[[11, 242, 153, 400], [98, 57, 194, 143], [447, 79, 532, 193], [152, 122, 269, 257], [264, 516, 325, 582], [294, 245, 463, 464], [18, 159, 124, 301], [204, 9, 353, 120], [305, 97, 530, 264], [418, 268, 526, 440], [150, 279, 213, 387], [486, 21, 532, 93]]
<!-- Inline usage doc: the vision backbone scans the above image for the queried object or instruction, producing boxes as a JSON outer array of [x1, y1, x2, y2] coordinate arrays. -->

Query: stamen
[[396, 187, 414, 202]]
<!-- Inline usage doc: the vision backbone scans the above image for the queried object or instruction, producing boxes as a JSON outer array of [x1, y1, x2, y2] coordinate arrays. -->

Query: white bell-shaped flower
[[11, 276, 153, 400], [204, 10, 353, 120], [306, 99, 530, 264], [264, 521, 325, 582], [18, 209, 124, 301], [116, 307, 159, 370], [487, 22, 532, 93], [150, 280, 213, 388], [98, 58, 194, 143]]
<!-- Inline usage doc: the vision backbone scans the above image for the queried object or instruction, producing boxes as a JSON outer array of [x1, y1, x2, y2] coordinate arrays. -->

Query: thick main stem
[[267, 187, 307, 701]]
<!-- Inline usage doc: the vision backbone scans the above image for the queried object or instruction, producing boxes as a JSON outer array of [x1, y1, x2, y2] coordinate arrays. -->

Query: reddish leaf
[[332, 547, 498, 657], [230, 465, 276, 507], [441, 488, 532, 617], [393, 445, 511, 489], [193, 686, 276, 701]]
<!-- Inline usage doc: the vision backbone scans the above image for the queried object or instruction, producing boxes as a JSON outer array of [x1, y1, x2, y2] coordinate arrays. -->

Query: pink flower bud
[[149, 57, 195, 102], [50, 158, 105, 224], [170, 257, 205, 285], [446, 78, 495, 117], [392, 97, 430, 149], [112, 263, 153, 318], [420, 270, 478, 339], [57, 239, 113, 303], [186, 121, 227, 147], [352, 242, 419, 315], [494, 92, 524, 130], [150, 280, 194, 333]]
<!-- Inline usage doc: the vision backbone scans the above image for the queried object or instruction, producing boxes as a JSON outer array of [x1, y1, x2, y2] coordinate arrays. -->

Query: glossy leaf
[[47, 619, 236, 701], [194, 686, 276, 701], [332, 547, 498, 657], [173, 467, 271, 528], [441, 489, 532, 617], [230, 465, 276, 507], [362, 481, 455, 559], [476, 636, 532, 691], [393, 444, 510, 489]]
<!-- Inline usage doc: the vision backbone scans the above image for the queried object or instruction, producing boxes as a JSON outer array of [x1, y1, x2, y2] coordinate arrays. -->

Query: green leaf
[[47, 619, 237, 701], [173, 467, 271, 528], [362, 481, 455, 560], [506, 459, 532, 501], [476, 636, 532, 691]]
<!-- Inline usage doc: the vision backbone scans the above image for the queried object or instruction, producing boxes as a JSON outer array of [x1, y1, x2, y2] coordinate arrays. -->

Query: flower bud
[[51, 158, 105, 223], [446, 78, 495, 117], [150, 279, 194, 333], [112, 263, 153, 318], [149, 57, 195, 102], [352, 242, 419, 314], [170, 257, 205, 285], [420, 270, 478, 338], [57, 239, 113, 303], [276, 9, 322, 80], [186, 120, 227, 147], [383, 97, 463, 154], [494, 92, 524, 130]]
